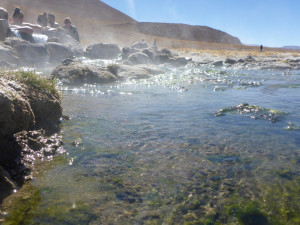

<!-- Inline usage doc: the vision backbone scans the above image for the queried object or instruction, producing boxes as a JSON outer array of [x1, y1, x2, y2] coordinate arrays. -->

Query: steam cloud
[[126, 0, 136, 18]]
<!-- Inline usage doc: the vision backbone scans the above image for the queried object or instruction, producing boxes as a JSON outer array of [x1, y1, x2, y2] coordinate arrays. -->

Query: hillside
[[2, 0, 241, 48]]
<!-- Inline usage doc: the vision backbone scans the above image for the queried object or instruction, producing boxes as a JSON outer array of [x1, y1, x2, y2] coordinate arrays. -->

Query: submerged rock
[[215, 103, 288, 123]]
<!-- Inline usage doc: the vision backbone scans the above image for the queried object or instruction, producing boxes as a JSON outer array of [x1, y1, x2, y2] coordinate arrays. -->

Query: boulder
[[116, 64, 164, 80], [45, 42, 76, 65], [225, 58, 237, 65], [131, 41, 149, 49], [0, 76, 62, 137], [0, 79, 35, 138], [213, 61, 224, 67], [84, 43, 120, 59], [51, 59, 118, 85], [122, 47, 138, 60], [14, 43, 50, 66], [128, 52, 150, 65], [0, 44, 19, 66], [0, 70, 63, 202], [142, 48, 156, 60], [25, 86, 62, 131], [153, 54, 172, 65], [171, 57, 188, 67]]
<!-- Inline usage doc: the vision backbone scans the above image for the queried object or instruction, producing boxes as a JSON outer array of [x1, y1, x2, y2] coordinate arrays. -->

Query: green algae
[[2, 186, 41, 225], [36, 201, 97, 225], [215, 103, 288, 122], [285, 122, 300, 131]]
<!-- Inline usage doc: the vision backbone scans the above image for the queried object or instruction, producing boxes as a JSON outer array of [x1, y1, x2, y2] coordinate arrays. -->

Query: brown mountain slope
[[136, 22, 241, 45], [2, 0, 241, 48]]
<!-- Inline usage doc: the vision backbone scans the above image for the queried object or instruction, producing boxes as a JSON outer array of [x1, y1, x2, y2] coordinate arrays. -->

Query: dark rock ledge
[[0, 71, 63, 204]]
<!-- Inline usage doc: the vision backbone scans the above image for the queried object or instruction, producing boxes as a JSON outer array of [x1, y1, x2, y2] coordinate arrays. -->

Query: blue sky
[[100, 0, 300, 47]]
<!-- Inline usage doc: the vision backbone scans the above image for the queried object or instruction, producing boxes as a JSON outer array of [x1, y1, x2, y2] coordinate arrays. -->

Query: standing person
[[0, 7, 11, 41], [63, 17, 80, 42], [260, 44, 263, 52]]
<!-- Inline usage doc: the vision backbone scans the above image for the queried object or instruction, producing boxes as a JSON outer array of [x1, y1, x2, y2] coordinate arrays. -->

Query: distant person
[[0, 7, 11, 41], [48, 14, 59, 28], [63, 17, 80, 42], [260, 44, 263, 52], [37, 12, 48, 28], [153, 39, 158, 51], [153, 39, 157, 47]]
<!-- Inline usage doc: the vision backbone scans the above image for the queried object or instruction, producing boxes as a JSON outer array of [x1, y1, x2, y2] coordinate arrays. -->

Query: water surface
[[4, 65, 300, 224]]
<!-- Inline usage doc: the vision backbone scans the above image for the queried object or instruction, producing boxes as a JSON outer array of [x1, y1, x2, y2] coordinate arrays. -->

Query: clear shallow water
[[4, 65, 300, 224]]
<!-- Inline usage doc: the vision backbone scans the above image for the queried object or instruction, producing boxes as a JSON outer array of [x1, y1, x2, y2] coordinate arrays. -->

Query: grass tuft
[[0, 70, 59, 99]]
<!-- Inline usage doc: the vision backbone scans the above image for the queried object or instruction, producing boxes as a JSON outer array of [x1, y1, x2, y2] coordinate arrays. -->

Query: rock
[[160, 48, 174, 57], [128, 52, 150, 65], [14, 43, 50, 66], [121, 47, 138, 60], [171, 57, 188, 67], [0, 165, 16, 202], [3, 37, 28, 47], [51, 60, 118, 85], [213, 61, 223, 67], [0, 73, 62, 201], [84, 43, 120, 59], [0, 61, 12, 68], [245, 55, 256, 62], [225, 58, 237, 65], [131, 41, 149, 49], [0, 43, 19, 66], [153, 53, 171, 64], [25, 85, 62, 131], [116, 64, 164, 80], [45, 42, 76, 66], [142, 48, 156, 59], [1, 36, 83, 68], [0, 79, 35, 138]]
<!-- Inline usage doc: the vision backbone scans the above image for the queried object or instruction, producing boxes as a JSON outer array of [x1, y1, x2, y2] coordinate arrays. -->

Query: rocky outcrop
[[51, 58, 165, 85], [0, 73, 62, 202], [0, 36, 83, 69]]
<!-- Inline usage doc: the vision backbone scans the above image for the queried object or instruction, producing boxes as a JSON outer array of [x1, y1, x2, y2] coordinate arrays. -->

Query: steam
[[126, 0, 136, 18]]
